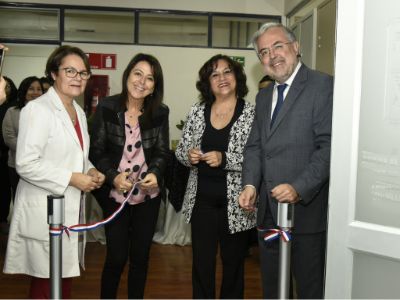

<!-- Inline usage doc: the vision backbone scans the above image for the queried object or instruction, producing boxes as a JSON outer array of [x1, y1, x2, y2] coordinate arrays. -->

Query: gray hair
[[252, 22, 298, 55]]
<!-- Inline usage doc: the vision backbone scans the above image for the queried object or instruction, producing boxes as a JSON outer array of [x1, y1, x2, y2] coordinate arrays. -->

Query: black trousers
[[100, 196, 161, 299], [258, 212, 326, 299], [191, 183, 250, 299], [0, 157, 11, 223], [8, 167, 19, 202]]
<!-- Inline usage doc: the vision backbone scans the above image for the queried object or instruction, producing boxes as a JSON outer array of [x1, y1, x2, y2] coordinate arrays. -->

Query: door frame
[[325, 0, 400, 298]]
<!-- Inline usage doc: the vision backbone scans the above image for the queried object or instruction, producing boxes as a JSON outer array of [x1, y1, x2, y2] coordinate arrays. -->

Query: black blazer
[[89, 94, 171, 206]]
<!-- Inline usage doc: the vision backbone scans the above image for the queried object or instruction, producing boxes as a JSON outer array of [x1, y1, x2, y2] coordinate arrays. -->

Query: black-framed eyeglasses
[[258, 41, 293, 59], [59, 67, 91, 80]]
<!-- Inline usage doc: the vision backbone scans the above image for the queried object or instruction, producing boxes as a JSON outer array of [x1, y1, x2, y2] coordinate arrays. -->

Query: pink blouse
[[109, 113, 159, 205]]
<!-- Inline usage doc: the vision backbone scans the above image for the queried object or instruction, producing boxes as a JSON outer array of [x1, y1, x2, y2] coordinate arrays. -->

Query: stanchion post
[[47, 194, 64, 299], [277, 202, 294, 299]]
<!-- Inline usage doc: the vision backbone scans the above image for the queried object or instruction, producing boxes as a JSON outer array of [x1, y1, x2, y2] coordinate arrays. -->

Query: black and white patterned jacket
[[175, 100, 256, 234]]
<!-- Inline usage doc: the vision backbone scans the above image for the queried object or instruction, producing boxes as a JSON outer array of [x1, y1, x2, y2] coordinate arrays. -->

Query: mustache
[[269, 58, 284, 67]]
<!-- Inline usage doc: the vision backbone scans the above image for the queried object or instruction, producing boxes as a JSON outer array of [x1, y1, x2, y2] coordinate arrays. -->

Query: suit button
[[266, 155, 271, 159]]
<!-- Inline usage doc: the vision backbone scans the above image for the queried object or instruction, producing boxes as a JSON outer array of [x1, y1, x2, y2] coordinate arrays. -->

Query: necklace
[[215, 107, 234, 119], [69, 111, 77, 124], [127, 107, 144, 119]]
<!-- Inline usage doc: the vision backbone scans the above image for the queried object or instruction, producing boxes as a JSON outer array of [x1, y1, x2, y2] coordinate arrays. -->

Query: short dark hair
[[258, 74, 274, 90], [196, 54, 248, 104], [120, 53, 164, 121], [259, 74, 273, 84], [16, 76, 43, 109], [39, 76, 51, 87], [45, 45, 91, 85]]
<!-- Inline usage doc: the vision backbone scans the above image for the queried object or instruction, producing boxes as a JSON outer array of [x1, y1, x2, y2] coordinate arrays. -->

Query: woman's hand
[[0, 77, 6, 105], [87, 168, 105, 188], [188, 148, 203, 165], [0, 45, 9, 104], [201, 151, 222, 167], [112, 171, 133, 193], [239, 186, 257, 212], [140, 173, 158, 191], [70, 173, 99, 192]]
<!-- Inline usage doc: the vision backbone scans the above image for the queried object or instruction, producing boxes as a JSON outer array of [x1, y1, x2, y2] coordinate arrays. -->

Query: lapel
[[49, 88, 83, 151], [267, 65, 308, 138], [75, 105, 88, 156], [263, 87, 274, 132]]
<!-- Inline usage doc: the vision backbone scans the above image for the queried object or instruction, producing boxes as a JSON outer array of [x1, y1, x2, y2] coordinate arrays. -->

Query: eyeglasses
[[258, 41, 293, 59], [60, 67, 91, 80]]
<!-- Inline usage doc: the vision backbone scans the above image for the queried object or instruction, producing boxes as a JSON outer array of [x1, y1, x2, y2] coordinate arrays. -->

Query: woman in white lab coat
[[3, 45, 105, 299]]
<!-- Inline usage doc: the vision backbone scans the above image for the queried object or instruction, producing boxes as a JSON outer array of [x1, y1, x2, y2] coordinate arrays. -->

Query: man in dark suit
[[239, 23, 333, 299]]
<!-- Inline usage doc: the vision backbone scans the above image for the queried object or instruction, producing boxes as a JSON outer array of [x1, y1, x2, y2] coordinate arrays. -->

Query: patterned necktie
[[270, 83, 287, 128]]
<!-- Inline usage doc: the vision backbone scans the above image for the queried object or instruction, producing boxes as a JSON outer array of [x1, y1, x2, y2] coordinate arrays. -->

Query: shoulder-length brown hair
[[196, 54, 248, 105]]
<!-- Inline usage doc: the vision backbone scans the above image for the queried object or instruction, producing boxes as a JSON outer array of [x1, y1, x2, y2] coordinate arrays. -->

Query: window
[[139, 12, 208, 47], [0, 4, 281, 49], [0, 7, 59, 40], [212, 16, 274, 48], [64, 10, 135, 43]]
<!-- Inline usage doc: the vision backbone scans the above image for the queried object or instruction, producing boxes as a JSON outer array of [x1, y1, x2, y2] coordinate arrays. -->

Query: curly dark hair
[[16, 76, 43, 109], [45, 45, 91, 85], [120, 53, 164, 121], [196, 54, 248, 104]]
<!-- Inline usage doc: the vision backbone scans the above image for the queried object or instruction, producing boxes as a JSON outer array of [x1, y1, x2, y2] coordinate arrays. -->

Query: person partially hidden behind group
[[3, 45, 105, 299], [175, 54, 256, 299], [258, 74, 273, 90], [39, 76, 52, 93], [2, 76, 44, 202], [0, 75, 17, 235], [89, 53, 170, 299]]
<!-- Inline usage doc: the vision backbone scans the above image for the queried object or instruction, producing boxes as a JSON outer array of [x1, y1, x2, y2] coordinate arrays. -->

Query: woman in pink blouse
[[89, 53, 170, 299]]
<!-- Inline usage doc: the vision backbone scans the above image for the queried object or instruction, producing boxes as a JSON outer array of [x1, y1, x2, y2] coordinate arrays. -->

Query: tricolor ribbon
[[50, 181, 141, 236], [258, 227, 292, 243]]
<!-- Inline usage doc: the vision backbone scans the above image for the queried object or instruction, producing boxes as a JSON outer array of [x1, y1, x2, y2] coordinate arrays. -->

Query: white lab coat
[[3, 87, 93, 278]]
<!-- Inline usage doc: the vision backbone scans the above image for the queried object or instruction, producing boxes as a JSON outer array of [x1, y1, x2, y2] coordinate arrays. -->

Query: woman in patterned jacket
[[175, 54, 256, 299]]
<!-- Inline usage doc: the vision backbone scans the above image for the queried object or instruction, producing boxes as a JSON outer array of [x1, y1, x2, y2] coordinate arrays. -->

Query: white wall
[[2, 43, 264, 142], [284, 0, 305, 14], [69, 43, 264, 142], [1, 0, 276, 144], [1, 44, 56, 85]]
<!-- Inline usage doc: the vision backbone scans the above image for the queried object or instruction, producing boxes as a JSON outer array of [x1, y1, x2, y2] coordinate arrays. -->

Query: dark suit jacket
[[242, 64, 333, 234], [89, 94, 171, 208]]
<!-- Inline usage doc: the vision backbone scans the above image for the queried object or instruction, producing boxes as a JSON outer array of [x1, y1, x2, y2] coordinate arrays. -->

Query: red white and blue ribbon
[[258, 228, 292, 243], [49, 181, 141, 236]]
